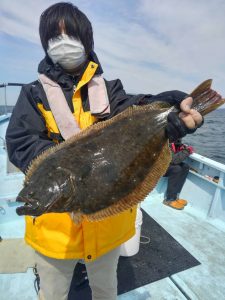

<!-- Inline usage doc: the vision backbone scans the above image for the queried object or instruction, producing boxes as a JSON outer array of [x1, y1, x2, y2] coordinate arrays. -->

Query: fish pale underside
[[16, 79, 225, 223]]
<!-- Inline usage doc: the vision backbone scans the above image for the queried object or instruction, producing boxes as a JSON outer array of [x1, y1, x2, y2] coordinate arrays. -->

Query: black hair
[[39, 2, 94, 54]]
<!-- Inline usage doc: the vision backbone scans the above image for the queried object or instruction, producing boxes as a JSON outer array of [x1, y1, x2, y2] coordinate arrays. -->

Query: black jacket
[[6, 55, 187, 173]]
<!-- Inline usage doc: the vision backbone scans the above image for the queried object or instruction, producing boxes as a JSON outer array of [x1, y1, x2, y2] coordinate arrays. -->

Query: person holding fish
[[6, 2, 223, 300]]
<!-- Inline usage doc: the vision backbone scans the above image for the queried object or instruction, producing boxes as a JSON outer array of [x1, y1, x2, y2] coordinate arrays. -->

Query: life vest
[[25, 61, 137, 261]]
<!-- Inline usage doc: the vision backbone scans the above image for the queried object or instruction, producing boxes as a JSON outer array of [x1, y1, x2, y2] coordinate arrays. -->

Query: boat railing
[[0, 83, 25, 176], [155, 152, 225, 225], [0, 136, 6, 149], [0, 83, 24, 116]]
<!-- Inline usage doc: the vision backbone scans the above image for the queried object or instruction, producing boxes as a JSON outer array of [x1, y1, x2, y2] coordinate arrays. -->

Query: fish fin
[[86, 141, 171, 222], [190, 79, 212, 99], [25, 145, 58, 183]]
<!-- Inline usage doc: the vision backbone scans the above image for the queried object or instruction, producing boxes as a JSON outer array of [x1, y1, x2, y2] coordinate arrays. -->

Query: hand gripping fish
[[16, 80, 225, 221]]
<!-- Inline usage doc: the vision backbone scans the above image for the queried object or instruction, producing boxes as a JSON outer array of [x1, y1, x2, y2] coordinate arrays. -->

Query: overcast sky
[[1, 0, 225, 106]]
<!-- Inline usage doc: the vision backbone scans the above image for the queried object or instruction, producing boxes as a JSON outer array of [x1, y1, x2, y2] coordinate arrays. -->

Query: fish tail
[[189, 79, 225, 116]]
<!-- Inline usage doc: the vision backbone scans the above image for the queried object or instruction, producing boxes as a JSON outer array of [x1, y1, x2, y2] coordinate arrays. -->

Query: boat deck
[[1, 193, 225, 300]]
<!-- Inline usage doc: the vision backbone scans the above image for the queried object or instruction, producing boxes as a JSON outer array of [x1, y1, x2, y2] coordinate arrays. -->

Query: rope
[[33, 264, 40, 295], [140, 235, 150, 244]]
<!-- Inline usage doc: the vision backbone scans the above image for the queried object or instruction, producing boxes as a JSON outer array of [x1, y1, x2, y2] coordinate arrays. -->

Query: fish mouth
[[16, 196, 41, 216]]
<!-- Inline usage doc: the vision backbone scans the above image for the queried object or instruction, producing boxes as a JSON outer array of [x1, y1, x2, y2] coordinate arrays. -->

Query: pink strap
[[39, 74, 81, 140], [39, 72, 110, 140], [88, 75, 110, 115]]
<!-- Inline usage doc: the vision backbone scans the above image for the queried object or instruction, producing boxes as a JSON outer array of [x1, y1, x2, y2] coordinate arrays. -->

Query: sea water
[[184, 109, 225, 165]]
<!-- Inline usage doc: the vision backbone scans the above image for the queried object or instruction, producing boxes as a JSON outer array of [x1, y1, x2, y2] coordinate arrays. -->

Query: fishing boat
[[0, 84, 225, 300]]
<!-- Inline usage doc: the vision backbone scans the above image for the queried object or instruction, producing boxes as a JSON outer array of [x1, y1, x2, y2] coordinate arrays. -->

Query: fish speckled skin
[[16, 80, 225, 221]]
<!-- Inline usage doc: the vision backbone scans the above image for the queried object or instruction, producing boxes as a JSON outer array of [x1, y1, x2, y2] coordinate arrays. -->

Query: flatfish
[[16, 79, 225, 221]]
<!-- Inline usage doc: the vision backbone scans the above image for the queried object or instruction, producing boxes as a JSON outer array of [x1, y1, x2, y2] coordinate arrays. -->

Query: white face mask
[[47, 33, 86, 71]]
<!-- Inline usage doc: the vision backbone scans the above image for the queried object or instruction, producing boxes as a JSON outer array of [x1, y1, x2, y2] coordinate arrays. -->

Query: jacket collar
[[38, 51, 103, 91]]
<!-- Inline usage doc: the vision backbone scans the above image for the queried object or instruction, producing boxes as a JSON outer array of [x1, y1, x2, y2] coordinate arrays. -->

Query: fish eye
[[28, 191, 34, 196]]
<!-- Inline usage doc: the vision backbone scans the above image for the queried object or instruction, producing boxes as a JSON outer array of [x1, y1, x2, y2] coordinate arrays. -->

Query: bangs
[[39, 2, 93, 54]]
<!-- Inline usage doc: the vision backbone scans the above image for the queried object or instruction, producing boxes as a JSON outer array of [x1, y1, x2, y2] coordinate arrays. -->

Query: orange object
[[177, 199, 188, 206], [163, 200, 185, 210]]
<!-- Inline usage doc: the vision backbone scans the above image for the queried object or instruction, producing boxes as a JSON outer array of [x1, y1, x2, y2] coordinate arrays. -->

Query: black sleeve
[[103, 79, 187, 119], [142, 90, 188, 106], [171, 149, 190, 165], [5, 86, 55, 173], [103, 79, 147, 118]]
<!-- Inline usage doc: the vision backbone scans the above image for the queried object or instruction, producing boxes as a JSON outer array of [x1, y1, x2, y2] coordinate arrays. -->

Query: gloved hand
[[166, 97, 204, 142], [166, 112, 189, 142]]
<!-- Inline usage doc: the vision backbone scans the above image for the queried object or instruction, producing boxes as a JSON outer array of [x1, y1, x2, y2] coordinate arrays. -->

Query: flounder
[[16, 80, 225, 221]]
